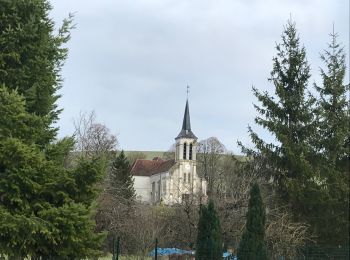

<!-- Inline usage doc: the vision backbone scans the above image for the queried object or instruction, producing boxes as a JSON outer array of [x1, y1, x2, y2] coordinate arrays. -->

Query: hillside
[[124, 151, 169, 160], [123, 150, 245, 161]]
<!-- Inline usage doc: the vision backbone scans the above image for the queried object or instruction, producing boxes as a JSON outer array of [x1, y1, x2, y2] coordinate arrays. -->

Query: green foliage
[[247, 19, 314, 188], [0, 85, 46, 145], [0, 0, 73, 146], [237, 183, 268, 260], [311, 32, 350, 245], [196, 200, 222, 260], [315, 32, 349, 164], [241, 19, 349, 246], [241, 19, 317, 242], [0, 0, 107, 257], [0, 86, 106, 258], [109, 150, 135, 201]]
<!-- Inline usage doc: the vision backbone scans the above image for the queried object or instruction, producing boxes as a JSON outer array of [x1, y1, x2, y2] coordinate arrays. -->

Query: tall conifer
[[109, 150, 135, 201], [0, 0, 72, 146], [313, 30, 349, 245], [196, 200, 222, 260], [237, 183, 268, 260], [241, 19, 318, 229], [0, 1, 106, 258]]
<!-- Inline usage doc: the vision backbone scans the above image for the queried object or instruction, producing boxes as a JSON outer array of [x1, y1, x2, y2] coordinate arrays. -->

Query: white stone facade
[[132, 99, 207, 205]]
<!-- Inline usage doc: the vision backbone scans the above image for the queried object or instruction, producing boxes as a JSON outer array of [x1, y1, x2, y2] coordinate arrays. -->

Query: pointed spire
[[176, 98, 197, 140], [182, 99, 191, 131]]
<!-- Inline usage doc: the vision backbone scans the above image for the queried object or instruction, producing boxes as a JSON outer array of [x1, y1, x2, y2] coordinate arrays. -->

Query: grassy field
[[124, 150, 166, 160]]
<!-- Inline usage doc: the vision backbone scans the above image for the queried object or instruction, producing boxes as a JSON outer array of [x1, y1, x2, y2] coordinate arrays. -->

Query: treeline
[[0, 0, 348, 259]]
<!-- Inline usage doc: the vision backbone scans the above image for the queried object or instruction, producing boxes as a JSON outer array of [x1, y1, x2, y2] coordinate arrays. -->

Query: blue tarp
[[149, 247, 194, 256], [149, 248, 236, 259], [223, 252, 237, 259]]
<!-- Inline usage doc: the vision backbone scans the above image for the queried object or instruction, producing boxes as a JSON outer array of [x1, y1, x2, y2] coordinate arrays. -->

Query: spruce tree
[[0, 0, 107, 258], [109, 150, 135, 201], [0, 87, 106, 259], [312, 31, 349, 245], [241, 19, 319, 236], [196, 200, 222, 260], [315, 31, 349, 165], [0, 0, 72, 146], [248, 19, 314, 187], [237, 183, 268, 260]]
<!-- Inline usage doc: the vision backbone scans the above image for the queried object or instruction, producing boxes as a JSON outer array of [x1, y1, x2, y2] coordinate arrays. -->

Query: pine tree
[[312, 30, 350, 245], [237, 183, 268, 260], [109, 150, 135, 201], [196, 200, 222, 260]]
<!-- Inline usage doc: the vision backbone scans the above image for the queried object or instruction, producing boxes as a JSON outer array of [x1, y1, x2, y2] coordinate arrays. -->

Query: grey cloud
[[51, 0, 349, 154]]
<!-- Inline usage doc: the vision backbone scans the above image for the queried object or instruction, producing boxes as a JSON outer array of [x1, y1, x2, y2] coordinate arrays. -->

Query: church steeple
[[175, 99, 197, 140]]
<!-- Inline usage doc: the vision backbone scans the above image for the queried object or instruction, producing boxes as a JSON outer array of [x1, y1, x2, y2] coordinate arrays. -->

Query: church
[[131, 99, 207, 204]]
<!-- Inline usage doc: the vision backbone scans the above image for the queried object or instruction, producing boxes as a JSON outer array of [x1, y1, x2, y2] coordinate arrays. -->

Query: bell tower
[[165, 91, 206, 205]]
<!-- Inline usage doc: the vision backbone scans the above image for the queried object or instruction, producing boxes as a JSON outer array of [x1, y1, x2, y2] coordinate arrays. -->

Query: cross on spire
[[186, 85, 190, 99]]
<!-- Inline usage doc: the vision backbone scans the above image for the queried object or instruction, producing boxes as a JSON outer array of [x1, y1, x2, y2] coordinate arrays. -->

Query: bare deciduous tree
[[197, 136, 226, 196], [213, 155, 310, 258], [266, 208, 310, 259], [73, 111, 118, 158]]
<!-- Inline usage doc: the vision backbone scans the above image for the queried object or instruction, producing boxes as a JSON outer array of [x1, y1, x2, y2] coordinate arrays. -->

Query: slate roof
[[131, 158, 175, 177], [175, 99, 197, 140]]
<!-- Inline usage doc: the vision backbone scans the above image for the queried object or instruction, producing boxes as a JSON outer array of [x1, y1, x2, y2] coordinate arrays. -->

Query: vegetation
[[0, 0, 72, 147], [240, 18, 349, 246], [312, 31, 349, 245], [196, 200, 222, 260], [237, 183, 268, 260], [0, 0, 348, 257], [109, 151, 136, 201], [0, 0, 106, 258]]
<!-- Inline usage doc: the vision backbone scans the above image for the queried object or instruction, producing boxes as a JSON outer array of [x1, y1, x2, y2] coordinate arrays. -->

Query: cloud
[[51, 0, 349, 153]]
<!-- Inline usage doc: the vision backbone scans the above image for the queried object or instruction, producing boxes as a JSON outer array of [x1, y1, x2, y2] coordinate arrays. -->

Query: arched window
[[183, 143, 187, 159], [189, 143, 193, 160]]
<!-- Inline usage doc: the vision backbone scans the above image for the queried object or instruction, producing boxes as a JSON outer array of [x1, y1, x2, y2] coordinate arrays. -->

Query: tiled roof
[[131, 158, 175, 177]]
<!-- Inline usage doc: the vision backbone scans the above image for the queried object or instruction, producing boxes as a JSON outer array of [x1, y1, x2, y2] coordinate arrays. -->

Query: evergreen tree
[[109, 150, 135, 201], [315, 31, 349, 165], [237, 183, 268, 260], [247, 19, 314, 188], [240, 19, 321, 238], [0, 86, 105, 259], [0, 0, 72, 146], [196, 200, 222, 260], [0, 0, 107, 258], [312, 31, 349, 245]]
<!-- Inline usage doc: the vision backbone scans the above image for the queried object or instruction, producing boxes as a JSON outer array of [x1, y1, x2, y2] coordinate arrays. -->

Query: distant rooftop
[[131, 158, 175, 177]]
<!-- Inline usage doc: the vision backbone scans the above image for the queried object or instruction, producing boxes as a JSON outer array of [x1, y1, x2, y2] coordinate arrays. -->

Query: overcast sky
[[50, 0, 349, 154]]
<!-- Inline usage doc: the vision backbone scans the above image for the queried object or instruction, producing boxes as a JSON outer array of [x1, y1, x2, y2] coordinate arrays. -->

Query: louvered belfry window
[[183, 143, 187, 159], [189, 143, 193, 160]]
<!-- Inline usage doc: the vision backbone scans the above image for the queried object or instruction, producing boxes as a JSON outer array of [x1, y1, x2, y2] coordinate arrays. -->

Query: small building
[[131, 99, 207, 204]]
